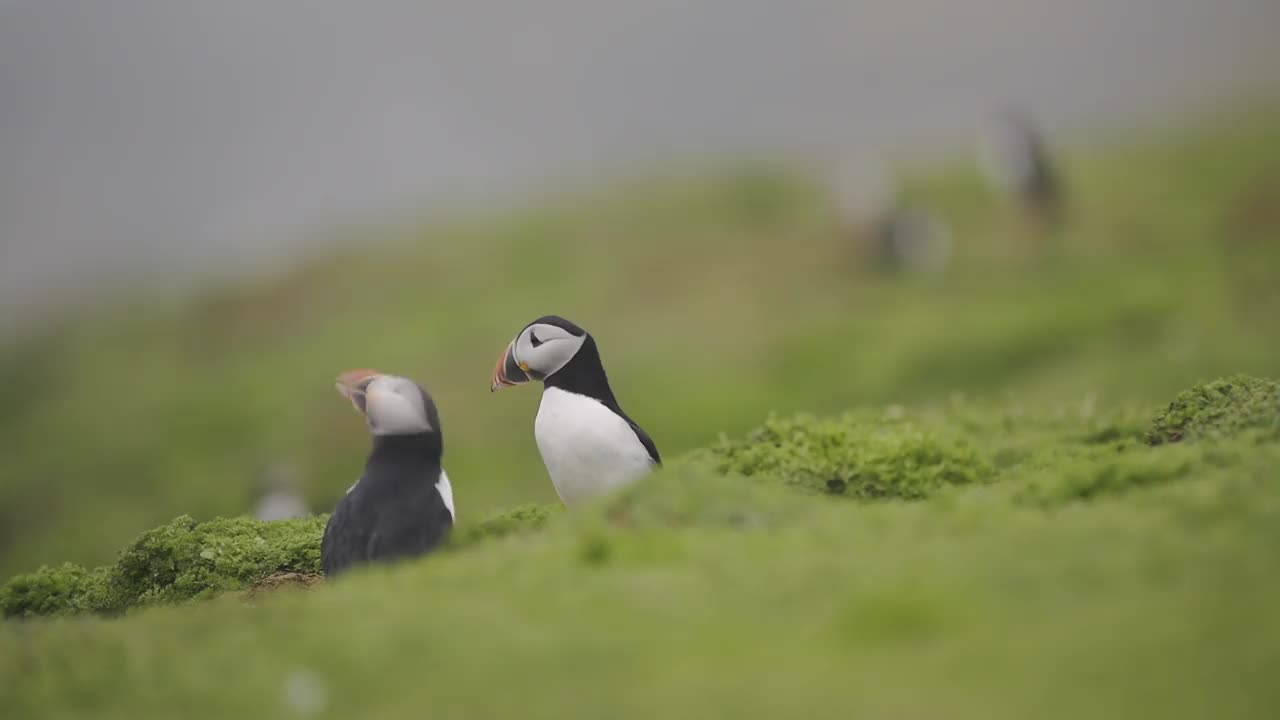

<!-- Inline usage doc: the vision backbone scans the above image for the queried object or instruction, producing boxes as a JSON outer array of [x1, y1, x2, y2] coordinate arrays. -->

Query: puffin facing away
[[322, 369, 455, 577], [491, 315, 659, 506]]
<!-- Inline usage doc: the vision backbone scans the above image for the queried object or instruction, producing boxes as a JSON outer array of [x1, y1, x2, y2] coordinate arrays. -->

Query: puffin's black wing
[[321, 483, 368, 577], [616, 411, 660, 466], [603, 399, 660, 466], [630, 421, 661, 466]]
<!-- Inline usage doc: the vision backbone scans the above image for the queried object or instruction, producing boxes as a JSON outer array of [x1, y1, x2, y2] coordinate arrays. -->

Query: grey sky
[[1, 1, 1277, 317]]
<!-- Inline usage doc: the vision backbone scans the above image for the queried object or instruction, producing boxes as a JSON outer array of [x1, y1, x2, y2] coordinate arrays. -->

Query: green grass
[[2, 105, 1280, 717], [694, 412, 993, 498], [1, 109, 1278, 579], [2, 382, 1279, 718], [5, 373, 1275, 620]]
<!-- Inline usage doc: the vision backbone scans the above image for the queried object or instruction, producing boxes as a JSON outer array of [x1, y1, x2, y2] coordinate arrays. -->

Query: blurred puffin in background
[[830, 152, 953, 275], [252, 461, 309, 521], [321, 369, 454, 576], [977, 109, 1065, 229], [491, 315, 660, 506]]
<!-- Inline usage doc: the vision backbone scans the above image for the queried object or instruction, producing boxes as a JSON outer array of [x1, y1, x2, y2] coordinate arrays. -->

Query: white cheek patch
[[518, 324, 585, 378], [367, 387, 431, 436]]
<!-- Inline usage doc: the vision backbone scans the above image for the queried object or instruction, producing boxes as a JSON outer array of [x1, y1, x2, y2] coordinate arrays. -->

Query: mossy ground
[[3, 387, 1279, 718], [1146, 374, 1280, 445], [4, 376, 1271, 620], [1, 506, 558, 618], [0, 515, 326, 618], [692, 412, 992, 498], [3, 108, 1280, 717]]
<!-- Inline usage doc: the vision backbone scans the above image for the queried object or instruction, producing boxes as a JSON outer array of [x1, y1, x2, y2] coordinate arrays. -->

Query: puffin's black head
[[336, 369, 441, 440], [490, 315, 591, 391]]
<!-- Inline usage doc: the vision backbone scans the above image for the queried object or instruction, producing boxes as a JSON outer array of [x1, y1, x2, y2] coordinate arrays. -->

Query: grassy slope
[[3, 402, 1279, 719], [1, 107, 1279, 717], [1, 109, 1278, 579]]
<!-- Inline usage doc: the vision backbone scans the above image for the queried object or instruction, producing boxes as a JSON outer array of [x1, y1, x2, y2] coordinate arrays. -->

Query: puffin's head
[[490, 315, 588, 391], [335, 369, 441, 437]]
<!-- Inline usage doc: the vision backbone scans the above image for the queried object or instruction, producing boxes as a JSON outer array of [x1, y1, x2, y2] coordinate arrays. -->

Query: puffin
[[977, 109, 1065, 228], [829, 154, 952, 275], [490, 315, 660, 506], [321, 369, 455, 577], [252, 462, 309, 521], [869, 206, 953, 275]]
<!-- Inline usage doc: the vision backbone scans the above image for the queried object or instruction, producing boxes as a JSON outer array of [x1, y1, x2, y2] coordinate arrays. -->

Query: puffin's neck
[[366, 432, 442, 479], [543, 336, 619, 407]]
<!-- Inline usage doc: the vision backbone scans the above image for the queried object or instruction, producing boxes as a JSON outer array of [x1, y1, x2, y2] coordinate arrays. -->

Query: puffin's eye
[[529, 330, 543, 348]]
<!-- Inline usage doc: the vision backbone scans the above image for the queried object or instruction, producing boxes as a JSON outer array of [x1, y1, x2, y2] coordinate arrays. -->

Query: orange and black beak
[[490, 342, 532, 392], [335, 368, 382, 414]]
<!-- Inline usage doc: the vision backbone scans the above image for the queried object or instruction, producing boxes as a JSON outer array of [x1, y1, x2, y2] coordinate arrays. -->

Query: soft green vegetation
[[449, 503, 560, 549], [1, 109, 1279, 579], [1146, 374, 1280, 445], [2, 107, 1280, 717], [3, 384, 1280, 718], [3, 374, 1275, 620], [0, 515, 325, 618], [0, 563, 105, 618], [1, 504, 562, 618], [694, 413, 992, 498]]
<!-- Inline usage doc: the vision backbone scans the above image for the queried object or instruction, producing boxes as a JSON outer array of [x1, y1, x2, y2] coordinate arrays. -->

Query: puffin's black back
[[321, 432, 452, 576]]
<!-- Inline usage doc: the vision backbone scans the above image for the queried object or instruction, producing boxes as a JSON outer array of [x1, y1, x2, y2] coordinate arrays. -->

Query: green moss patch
[[595, 466, 812, 532], [695, 413, 992, 499], [450, 503, 559, 549], [0, 563, 109, 618], [1018, 444, 1201, 506], [3, 505, 565, 618], [110, 514, 326, 607], [1146, 375, 1280, 445], [2, 515, 326, 618]]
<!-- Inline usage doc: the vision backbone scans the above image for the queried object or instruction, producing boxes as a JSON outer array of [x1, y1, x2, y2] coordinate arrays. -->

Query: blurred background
[[1, 1, 1278, 578]]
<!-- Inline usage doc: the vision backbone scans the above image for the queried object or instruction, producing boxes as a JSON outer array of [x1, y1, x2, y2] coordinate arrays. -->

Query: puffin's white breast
[[534, 387, 654, 506]]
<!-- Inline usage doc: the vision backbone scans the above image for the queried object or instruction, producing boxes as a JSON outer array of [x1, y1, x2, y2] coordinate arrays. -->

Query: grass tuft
[[449, 503, 560, 549], [1146, 374, 1280, 445], [2, 515, 326, 618], [694, 413, 992, 499]]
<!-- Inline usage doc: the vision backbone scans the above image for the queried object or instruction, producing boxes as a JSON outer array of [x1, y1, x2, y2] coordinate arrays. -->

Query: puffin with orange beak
[[492, 315, 659, 506], [321, 369, 455, 576]]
